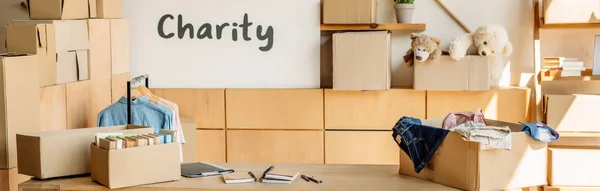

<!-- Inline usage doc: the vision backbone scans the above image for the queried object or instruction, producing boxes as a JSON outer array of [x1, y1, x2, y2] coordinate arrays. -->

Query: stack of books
[[261, 169, 300, 184], [543, 57, 587, 77], [94, 132, 177, 150]]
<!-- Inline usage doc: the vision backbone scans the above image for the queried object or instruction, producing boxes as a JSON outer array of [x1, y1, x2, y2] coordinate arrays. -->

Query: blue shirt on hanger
[[97, 96, 173, 133]]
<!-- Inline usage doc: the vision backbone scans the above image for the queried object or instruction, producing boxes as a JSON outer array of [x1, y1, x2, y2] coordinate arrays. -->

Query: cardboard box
[[66, 78, 112, 129], [414, 56, 490, 91], [426, 87, 531, 123], [543, 0, 600, 24], [90, 143, 181, 189], [332, 31, 391, 91], [549, 133, 600, 147], [322, 0, 376, 24], [88, 19, 112, 79], [7, 20, 90, 86], [110, 19, 130, 74], [40, 84, 67, 132], [94, 0, 123, 18], [28, 0, 89, 20], [324, 88, 426, 130], [16, 125, 153, 179], [398, 118, 548, 190], [0, 54, 41, 169], [549, 148, 600, 186], [545, 94, 600, 132], [5, 23, 56, 87], [111, 72, 130, 103], [542, 80, 600, 96]]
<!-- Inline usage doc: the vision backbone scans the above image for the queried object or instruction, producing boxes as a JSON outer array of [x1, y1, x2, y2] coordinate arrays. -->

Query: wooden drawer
[[227, 130, 324, 164], [325, 88, 425, 130], [226, 89, 323, 130], [196, 130, 226, 163], [152, 89, 225, 129], [40, 84, 67, 132], [427, 87, 531, 123], [325, 131, 398, 165]]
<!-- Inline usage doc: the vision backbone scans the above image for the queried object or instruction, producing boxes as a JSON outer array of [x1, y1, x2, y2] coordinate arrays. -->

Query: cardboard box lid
[[17, 125, 153, 179], [332, 31, 391, 90], [13, 20, 89, 52], [545, 94, 600, 132], [414, 56, 490, 91], [323, 0, 377, 24], [28, 0, 89, 20]]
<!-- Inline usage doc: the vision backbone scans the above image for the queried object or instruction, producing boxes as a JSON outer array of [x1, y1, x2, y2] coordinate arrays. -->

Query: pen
[[300, 175, 310, 182], [260, 166, 275, 181], [307, 176, 322, 184], [248, 171, 257, 182]]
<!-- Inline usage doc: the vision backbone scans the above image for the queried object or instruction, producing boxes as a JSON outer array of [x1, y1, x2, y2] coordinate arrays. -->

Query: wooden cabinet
[[196, 130, 226, 163], [427, 87, 531, 123], [227, 130, 324, 164], [152, 89, 225, 129], [0, 168, 31, 191], [226, 89, 323, 130], [325, 88, 425, 130], [65, 78, 111, 129], [325, 131, 398, 165]]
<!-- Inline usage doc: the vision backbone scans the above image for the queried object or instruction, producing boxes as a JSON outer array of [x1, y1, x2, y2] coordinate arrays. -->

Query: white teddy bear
[[448, 24, 513, 60]]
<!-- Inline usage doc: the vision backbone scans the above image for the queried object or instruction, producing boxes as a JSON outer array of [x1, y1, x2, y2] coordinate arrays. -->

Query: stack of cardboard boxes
[[0, 0, 130, 190], [323, 0, 391, 91]]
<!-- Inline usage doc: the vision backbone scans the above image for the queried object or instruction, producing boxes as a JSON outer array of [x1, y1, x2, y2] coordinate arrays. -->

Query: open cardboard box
[[90, 142, 181, 189], [16, 125, 153, 179], [398, 118, 547, 190], [413, 55, 491, 91]]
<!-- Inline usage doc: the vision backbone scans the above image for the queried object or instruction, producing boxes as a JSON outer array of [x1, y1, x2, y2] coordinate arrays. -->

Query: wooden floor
[[19, 163, 460, 191]]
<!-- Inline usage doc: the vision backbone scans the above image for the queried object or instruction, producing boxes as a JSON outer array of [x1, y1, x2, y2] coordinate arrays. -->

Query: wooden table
[[19, 163, 459, 191]]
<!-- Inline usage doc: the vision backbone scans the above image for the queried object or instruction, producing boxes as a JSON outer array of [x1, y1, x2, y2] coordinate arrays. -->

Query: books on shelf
[[94, 132, 177, 151]]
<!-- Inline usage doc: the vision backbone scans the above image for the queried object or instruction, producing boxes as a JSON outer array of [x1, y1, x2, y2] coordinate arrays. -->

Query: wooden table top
[[19, 163, 459, 191]]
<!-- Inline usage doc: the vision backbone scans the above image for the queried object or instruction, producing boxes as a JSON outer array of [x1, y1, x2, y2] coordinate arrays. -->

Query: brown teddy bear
[[404, 33, 443, 67]]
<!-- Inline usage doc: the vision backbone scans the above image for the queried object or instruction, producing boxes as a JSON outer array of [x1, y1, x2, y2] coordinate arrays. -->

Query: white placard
[[123, 0, 321, 88]]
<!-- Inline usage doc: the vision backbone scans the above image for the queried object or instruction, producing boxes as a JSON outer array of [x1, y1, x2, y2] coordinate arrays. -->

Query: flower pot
[[394, 4, 415, 23]]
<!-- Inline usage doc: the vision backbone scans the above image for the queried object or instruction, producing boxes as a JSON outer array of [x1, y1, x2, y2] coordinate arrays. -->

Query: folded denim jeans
[[392, 116, 450, 173], [520, 121, 559, 143]]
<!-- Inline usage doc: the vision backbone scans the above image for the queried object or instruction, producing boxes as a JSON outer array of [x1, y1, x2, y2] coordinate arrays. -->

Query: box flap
[[36, 25, 47, 48], [16, 135, 42, 178], [75, 50, 89, 80], [89, 0, 97, 18], [61, 0, 89, 19], [56, 51, 78, 84]]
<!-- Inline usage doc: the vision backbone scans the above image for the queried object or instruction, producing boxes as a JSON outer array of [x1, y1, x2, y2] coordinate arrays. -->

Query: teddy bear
[[403, 33, 442, 68], [448, 24, 513, 60]]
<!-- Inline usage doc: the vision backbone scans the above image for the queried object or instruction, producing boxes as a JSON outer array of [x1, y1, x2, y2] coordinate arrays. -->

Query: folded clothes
[[452, 121, 512, 150], [442, 108, 486, 130], [392, 116, 450, 173], [520, 121, 559, 143]]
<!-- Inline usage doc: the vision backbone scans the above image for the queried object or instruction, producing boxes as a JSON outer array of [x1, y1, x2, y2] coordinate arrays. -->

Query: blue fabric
[[520, 121, 559, 143], [156, 102, 175, 131], [392, 116, 450, 173], [97, 96, 173, 133]]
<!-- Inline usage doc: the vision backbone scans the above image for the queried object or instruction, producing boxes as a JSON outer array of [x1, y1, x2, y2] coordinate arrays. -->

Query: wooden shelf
[[541, 23, 600, 29], [320, 23, 426, 31]]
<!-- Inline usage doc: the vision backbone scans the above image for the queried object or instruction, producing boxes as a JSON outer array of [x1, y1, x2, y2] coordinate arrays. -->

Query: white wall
[[322, 0, 535, 88]]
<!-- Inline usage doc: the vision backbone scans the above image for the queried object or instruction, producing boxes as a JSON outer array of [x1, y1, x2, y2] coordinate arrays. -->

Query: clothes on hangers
[[97, 96, 173, 133]]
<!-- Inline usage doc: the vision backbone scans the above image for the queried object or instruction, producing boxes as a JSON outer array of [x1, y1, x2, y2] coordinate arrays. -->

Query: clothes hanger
[[135, 86, 160, 104]]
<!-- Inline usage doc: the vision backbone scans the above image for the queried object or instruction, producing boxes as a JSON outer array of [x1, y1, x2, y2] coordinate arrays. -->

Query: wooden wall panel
[[226, 89, 323, 130], [66, 78, 112, 129], [196, 130, 226, 163], [110, 72, 129, 103], [427, 87, 531, 123], [39, 85, 67, 131], [325, 88, 425, 130], [151, 89, 225, 129], [227, 130, 324, 164], [325, 131, 399, 165]]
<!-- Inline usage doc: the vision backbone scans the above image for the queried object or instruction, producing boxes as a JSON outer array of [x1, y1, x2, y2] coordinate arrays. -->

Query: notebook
[[181, 162, 234, 178], [261, 170, 300, 184], [222, 172, 255, 184]]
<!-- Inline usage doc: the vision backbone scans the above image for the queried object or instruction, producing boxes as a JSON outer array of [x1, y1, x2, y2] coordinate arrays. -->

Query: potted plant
[[393, 0, 415, 23]]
